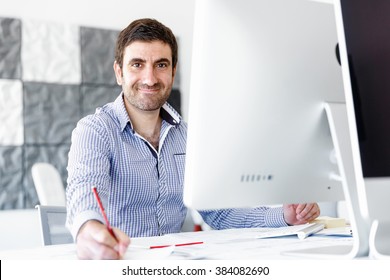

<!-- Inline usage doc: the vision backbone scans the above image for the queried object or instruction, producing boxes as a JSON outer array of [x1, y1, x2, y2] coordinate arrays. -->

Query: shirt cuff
[[263, 207, 289, 227], [69, 210, 105, 240]]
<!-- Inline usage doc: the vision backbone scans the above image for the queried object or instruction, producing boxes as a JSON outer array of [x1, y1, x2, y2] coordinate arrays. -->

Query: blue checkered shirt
[[65, 93, 288, 239]]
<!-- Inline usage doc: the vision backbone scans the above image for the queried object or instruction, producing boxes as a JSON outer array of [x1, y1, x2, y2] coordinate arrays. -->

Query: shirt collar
[[114, 92, 182, 132]]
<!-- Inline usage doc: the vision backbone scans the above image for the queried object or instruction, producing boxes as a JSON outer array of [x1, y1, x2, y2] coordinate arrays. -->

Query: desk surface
[[0, 227, 356, 260]]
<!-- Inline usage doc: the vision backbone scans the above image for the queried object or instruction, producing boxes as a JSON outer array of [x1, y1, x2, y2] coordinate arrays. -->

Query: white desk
[[0, 227, 355, 260], [3, 228, 387, 280]]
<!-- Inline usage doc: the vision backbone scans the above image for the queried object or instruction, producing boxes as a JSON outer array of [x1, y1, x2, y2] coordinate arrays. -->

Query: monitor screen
[[183, 0, 346, 210], [335, 0, 390, 227], [338, 0, 390, 178]]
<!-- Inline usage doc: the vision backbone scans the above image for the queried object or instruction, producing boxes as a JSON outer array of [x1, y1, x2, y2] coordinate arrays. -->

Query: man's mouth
[[138, 86, 161, 94]]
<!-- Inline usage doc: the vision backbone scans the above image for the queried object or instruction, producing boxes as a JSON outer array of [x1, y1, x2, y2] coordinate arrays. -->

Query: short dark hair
[[115, 18, 178, 70]]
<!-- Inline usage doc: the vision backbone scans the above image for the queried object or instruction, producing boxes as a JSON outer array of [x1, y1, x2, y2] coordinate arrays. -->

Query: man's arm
[[66, 115, 129, 259], [66, 116, 112, 236], [198, 203, 320, 229]]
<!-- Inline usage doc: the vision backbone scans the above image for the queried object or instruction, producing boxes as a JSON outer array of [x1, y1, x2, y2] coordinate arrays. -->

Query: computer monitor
[[334, 0, 390, 258], [183, 0, 369, 258]]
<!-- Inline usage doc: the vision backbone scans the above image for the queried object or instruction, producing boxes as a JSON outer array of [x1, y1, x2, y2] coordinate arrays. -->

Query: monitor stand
[[369, 220, 390, 259], [283, 102, 370, 259]]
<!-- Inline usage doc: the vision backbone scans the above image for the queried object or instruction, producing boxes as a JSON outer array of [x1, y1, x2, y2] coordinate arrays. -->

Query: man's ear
[[113, 61, 123, 85]]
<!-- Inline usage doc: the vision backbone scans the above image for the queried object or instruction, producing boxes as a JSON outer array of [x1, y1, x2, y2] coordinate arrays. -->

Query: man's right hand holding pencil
[[76, 220, 130, 260]]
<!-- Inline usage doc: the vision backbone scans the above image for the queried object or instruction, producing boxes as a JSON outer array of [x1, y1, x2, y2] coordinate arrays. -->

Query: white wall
[[1, 0, 195, 119], [0, 209, 41, 250]]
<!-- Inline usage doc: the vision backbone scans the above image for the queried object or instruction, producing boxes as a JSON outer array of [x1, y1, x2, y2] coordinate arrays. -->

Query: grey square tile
[[80, 26, 119, 85], [23, 82, 80, 144], [173, 37, 181, 90], [23, 144, 70, 208], [168, 88, 182, 115], [0, 147, 23, 209], [0, 17, 21, 79], [81, 84, 121, 117]]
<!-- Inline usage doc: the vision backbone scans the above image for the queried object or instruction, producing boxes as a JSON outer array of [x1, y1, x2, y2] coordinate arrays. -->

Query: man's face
[[114, 40, 176, 112]]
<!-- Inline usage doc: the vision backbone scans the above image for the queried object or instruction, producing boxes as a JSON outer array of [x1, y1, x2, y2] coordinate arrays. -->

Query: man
[[66, 18, 320, 260]]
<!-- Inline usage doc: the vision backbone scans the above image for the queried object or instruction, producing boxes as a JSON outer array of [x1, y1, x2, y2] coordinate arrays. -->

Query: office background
[[0, 0, 195, 210]]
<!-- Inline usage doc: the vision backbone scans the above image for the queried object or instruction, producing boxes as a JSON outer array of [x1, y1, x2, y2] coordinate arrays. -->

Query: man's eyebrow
[[128, 58, 145, 64], [155, 58, 171, 66], [127, 58, 171, 65]]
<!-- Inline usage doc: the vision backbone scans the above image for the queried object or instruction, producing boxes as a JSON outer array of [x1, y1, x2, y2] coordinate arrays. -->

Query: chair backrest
[[35, 205, 73, 246], [31, 162, 66, 206]]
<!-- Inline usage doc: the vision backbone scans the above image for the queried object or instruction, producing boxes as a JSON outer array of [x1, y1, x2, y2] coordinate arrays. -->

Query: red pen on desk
[[150, 242, 204, 249], [91, 186, 118, 241]]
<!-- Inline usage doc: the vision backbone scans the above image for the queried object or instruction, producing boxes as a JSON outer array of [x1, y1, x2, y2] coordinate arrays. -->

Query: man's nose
[[141, 65, 158, 85]]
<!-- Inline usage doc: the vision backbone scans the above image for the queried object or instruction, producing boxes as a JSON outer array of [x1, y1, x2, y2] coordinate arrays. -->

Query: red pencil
[[150, 241, 204, 249], [91, 186, 118, 241]]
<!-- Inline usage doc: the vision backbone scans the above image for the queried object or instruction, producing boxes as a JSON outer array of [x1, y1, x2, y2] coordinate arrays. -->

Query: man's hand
[[283, 203, 320, 225], [76, 220, 130, 260]]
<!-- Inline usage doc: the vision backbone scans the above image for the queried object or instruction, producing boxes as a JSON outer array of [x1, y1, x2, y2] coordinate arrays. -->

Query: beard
[[123, 82, 172, 111]]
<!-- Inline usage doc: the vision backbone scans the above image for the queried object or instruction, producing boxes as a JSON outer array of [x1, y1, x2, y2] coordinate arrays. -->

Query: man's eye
[[132, 63, 141, 68], [157, 63, 167, 68]]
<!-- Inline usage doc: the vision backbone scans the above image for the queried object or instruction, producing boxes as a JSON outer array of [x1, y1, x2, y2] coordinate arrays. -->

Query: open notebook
[[255, 223, 325, 240]]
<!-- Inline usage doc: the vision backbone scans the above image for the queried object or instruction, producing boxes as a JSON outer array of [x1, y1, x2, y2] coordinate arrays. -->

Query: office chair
[[31, 162, 66, 206], [35, 205, 73, 246]]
